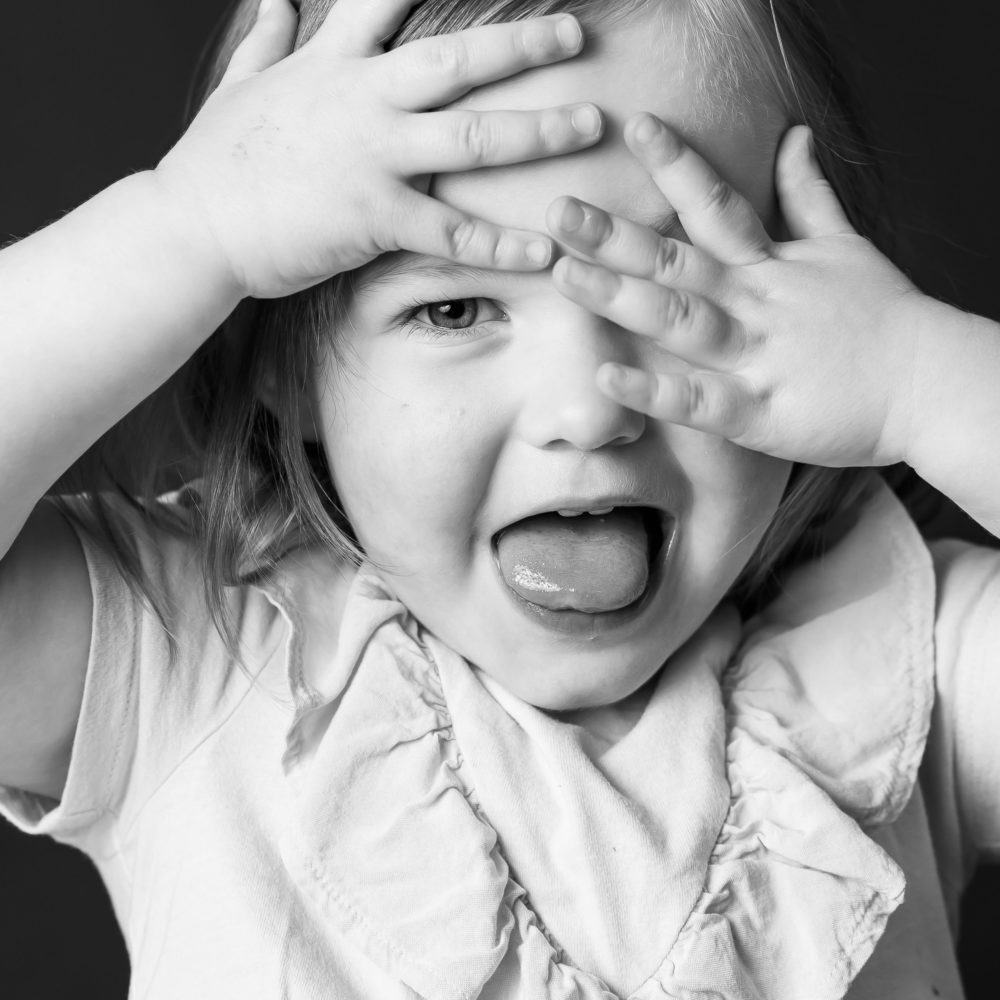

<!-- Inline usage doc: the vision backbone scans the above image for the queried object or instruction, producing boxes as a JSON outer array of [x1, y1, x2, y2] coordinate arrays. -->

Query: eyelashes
[[402, 297, 508, 341]]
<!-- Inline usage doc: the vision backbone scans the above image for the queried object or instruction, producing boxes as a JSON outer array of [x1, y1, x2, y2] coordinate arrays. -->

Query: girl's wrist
[[143, 165, 247, 308], [897, 294, 974, 469], [895, 296, 1000, 533]]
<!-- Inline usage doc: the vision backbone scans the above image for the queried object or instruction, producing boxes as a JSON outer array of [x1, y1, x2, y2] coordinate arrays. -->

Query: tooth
[[557, 509, 583, 517], [589, 507, 614, 516]]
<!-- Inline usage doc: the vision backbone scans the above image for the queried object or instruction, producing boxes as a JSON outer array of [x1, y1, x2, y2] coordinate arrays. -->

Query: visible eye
[[423, 299, 479, 329], [406, 297, 506, 339]]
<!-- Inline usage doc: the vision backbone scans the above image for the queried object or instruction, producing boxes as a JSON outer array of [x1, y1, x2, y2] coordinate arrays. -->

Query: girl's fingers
[[598, 363, 752, 440], [386, 189, 554, 270], [382, 16, 584, 110], [398, 105, 602, 173], [776, 126, 856, 240], [625, 113, 773, 266], [314, 0, 416, 55], [546, 196, 722, 292], [219, 0, 299, 85], [553, 258, 744, 370]]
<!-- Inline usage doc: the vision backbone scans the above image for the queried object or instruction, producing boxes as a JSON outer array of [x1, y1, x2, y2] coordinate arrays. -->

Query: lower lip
[[492, 517, 676, 638]]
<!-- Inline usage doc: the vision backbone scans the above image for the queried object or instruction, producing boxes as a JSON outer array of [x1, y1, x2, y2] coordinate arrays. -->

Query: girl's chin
[[400, 582, 679, 709], [470, 647, 665, 712]]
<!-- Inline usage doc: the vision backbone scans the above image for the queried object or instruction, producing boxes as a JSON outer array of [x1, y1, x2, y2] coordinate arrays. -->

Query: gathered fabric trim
[[637, 725, 905, 999], [266, 482, 933, 1000]]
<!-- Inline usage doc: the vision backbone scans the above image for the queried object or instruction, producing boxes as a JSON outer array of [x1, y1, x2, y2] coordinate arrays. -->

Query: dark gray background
[[2, 0, 998, 995]]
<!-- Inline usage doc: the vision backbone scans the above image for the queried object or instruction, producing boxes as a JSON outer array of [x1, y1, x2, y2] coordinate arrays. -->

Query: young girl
[[2, 0, 999, 997]]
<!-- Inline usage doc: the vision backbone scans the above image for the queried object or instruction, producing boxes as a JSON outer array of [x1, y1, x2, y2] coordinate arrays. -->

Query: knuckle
[[701, 177, 736, 216], [431, 37, 470, 82], [698, 301, 726, 346], [687, 374, 734, 429], [725, 318, 751, 364], [489, 230, 513, 267], [374, 195, 404, 253], [658, 288, 692, 330], [711, 319, 736, 360], [455, 114, 498, 165], [443, 215, 480, 258], [685, 375, 712, 423], [516, 21, 556, 62], [652, 238, 681, 282], [536, 109, 565, 153]]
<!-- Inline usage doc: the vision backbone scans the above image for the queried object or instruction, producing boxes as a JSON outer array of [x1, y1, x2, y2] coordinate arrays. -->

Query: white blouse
[[3, 482, 997, 999]]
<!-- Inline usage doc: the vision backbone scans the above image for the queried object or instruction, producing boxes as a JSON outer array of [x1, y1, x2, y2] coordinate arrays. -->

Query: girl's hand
[[155, 0, 603, 299], [548, 117, 930, 470]]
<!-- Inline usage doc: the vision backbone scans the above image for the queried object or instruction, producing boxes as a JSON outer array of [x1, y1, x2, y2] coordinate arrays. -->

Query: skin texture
[[311, 2, 792, 711], [3, 0, 999, 803], [0, 0, 608, 796], [155, 1, 606, 297]]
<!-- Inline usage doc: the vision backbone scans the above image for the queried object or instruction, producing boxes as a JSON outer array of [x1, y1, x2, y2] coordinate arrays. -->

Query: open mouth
[[492, 506, 672, 633]]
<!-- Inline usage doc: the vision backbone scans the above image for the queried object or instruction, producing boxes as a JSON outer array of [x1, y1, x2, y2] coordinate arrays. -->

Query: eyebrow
[[352, 209, 686, 295]]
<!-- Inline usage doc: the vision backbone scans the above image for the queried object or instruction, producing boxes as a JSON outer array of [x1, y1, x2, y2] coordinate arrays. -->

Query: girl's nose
[[516, 316, 646, 452]]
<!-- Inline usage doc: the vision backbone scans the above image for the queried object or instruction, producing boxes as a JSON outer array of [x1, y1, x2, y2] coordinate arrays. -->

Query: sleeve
[[928, 538, 1000, 864], [0, 495, 289, 857]]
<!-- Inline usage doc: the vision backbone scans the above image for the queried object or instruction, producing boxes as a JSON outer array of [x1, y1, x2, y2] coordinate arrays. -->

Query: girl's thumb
[[776, 126, 855, 240], [219, 0, 299, 86]]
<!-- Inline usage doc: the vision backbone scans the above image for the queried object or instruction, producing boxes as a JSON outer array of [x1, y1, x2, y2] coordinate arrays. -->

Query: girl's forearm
[[902, 299, 1000, 537], [0, 170, 243, 557]]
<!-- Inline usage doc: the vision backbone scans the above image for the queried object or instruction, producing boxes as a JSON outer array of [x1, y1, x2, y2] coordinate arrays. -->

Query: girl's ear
[[255, 370, 321, 443]]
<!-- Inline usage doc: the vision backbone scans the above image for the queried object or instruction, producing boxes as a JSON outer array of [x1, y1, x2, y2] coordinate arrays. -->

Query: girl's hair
[[58, 0, 914, 643]]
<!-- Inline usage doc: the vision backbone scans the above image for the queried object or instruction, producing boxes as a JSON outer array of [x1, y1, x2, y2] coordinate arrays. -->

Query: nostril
[[542, 400, 645, 451], [529, 372, 646, 450]]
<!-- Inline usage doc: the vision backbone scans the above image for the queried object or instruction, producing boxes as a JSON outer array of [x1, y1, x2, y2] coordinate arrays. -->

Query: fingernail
[[602, 363, 628, 387], [571, 104, 602, 137], [525, 240, 552, 266], [632, 114, 660, 145], [559, 199, 586, 233], [557, 15, 583, 51], [560, 256, 589, 283]]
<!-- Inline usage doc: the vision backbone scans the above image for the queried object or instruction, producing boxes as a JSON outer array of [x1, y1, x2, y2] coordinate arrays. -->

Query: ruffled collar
[[261, 482, 934, 1000]]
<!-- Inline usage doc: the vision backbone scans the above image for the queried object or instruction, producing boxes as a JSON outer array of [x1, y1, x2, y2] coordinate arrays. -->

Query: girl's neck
[[549, 674, 658, 757]]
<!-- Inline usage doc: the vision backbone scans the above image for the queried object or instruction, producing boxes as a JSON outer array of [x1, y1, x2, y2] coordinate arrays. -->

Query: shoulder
[[0, 501, 94, 800], [0, 489, 357, 839], [927, 535, 1000, 697], [69, 493, 361, 751], [923, 535, 1000, 859], [60, 489, 358, 670], [929, 536, 1000, 624]]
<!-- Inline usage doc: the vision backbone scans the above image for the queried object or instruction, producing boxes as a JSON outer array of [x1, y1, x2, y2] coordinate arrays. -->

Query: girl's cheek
[[328, 394, 499, 552], [670, 426, 786, 487], [666, 430, 790, 542]]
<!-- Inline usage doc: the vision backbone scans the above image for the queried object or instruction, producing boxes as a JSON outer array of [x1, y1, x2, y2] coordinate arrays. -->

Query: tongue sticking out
[[496, 509, 651, 613]]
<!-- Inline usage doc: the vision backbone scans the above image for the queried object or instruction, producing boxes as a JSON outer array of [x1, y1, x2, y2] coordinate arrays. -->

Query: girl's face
[[313, 3, 792, 710]]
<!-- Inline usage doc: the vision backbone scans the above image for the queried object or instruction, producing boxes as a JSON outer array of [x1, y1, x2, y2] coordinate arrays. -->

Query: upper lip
[[489, 495, 671, 540]]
